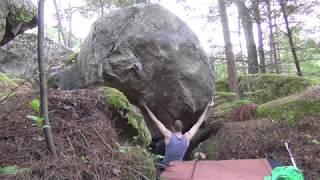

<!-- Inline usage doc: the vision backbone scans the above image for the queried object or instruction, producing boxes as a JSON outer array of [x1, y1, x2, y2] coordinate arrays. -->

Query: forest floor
[[1, 81, 319, 179], [203, 88, 320, 180], [208, 118, 320, 180], [0, 84, 155, 180]]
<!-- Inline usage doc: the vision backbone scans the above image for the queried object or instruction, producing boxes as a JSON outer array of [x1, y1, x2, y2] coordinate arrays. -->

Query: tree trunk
[[279, 0, 302, 76], [253, 0, 266, 73], [237, 14, 245, 72], [273, 10, 281, 73], [100, 0, 104, 16], [53, 0, 67, 46], [234, 0, 259, 74], [38, 0, 57, 157], [265, 0, 278, 73], [218, 0, 240, 100], [67, 3, 73, 47]]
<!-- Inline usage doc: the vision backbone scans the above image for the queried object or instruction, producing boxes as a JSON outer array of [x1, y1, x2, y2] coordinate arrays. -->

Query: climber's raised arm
[[186, 98, 214, 141], [140, 100, 171, 139]]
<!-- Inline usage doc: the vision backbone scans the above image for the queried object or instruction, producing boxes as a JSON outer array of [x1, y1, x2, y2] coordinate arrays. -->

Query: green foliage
[[128, 146, 156, 179], [0, 73, 21, 100], [64, 53, 78, 65], [0, 73, 19, 86], [257, 89, 320, 125], [278, 32, 320, 77], [81, 0, 149, 17], [214, 63, 228, 81], [216, 74, 320, 104], [215, 99, 252, 112], [215, 91, 236, 104], [30, 99, 40, 113], [118, 145, 133, 153], [103, 87, 130, 111], [102, 87, 151, 146], [26, 99, 49, 128], [26, 115, 44, 127], [192, 138, 218, 160], [0, 165, 28, 175], [16, 6, 36, 23]]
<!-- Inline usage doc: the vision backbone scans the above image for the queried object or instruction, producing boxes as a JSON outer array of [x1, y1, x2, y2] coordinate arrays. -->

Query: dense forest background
[[32, 0, 320, 98]]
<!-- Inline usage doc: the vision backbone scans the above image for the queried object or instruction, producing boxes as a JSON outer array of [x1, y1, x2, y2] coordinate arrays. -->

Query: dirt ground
[[210, 117, 320, 180], [0, 87, 155, 180]]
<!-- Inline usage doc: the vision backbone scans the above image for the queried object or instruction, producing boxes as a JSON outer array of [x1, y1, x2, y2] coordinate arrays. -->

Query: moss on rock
[[102, 87, 152, 146], [257, 87, 320, 125], [16, 6, 36, 23], [64, 53, 78, 65], [216, 74, 320, 104]]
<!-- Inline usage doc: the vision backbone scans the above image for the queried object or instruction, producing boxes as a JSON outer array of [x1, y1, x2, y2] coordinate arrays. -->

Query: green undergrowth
[[102, 87, 151, 146], [63, 53, 78, 65], [216, 74, 320, 104], [122, 146, 156, 179], [0, 165, 28, 175], [0, 73, 20, 85], [215, 91, 236, 104], [257, 87, 320, 125], [215, 99, 252, 112], [0, 73, 21, 100]]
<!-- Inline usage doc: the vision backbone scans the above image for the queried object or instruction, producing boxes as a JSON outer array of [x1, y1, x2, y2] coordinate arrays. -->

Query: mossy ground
[[257, 87, 320, 125], [216, 74, 320, 104], [215, 99, 252, 113], [102, 87, 152, 146]]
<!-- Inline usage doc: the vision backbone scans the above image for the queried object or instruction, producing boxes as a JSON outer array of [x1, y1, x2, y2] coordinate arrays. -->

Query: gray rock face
[[0, 33, 73, 78], [0, 0, 37, 46], [57, 4, 214, 137]]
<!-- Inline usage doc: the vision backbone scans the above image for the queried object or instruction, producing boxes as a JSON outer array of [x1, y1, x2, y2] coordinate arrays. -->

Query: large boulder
[[0, 0, 37, 45], [0, 33, 73, 78], [54, 4, 214, 137]]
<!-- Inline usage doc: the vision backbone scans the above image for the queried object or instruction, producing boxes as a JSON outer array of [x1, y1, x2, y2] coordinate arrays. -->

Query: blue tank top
[[162, 133, 188, 165]]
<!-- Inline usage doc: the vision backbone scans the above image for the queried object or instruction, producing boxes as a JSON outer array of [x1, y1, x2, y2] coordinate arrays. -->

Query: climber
[[140, 98, 214, 176]]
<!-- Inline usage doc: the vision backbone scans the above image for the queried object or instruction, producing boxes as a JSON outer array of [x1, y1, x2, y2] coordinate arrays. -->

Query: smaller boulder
[[0, 0, 37, 45], [0, 33, 73, 79]]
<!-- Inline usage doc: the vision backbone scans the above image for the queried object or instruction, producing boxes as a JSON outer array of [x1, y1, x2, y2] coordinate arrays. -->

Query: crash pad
[[161, 159, 272, 180]]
